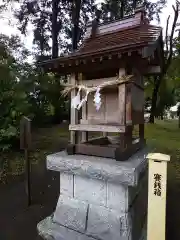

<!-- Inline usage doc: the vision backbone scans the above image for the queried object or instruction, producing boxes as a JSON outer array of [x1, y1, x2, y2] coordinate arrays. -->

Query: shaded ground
[[0, 124, 68, 240], [0, 168, 59, 240], [0, 121, 180, 239]]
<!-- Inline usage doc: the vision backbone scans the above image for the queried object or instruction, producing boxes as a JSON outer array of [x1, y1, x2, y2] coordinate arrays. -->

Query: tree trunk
[[149, 3, 180, 123], [149, 76, 161, 123], [133, 0, 137, 10], [72, 0, 81, 51], [120, 0, 125, 19], [52, 0, 59, 58]]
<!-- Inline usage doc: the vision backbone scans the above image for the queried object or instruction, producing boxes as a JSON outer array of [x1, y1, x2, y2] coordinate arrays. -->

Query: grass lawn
[[146, 120, 180, 239], [0, 123, 69, 182], [2, 120, 180, 180], [146, 120, 180, 183], [0, 120, 180, 239]]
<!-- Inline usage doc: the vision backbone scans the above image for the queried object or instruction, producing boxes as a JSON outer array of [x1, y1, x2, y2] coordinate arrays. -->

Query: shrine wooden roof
[[41, 6, 163, 75], [75, 24, 162, 56]]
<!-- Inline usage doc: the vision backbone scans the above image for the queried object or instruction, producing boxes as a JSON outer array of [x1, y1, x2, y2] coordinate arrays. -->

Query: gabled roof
[[76, 24, 162, 56], [41, 6, 163, 74]]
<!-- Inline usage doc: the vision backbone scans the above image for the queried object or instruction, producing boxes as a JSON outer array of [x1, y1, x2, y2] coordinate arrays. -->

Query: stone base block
[[47, 149, 148, 186], [38, 148, 148, 240], [52, 178, 147, 240], [37, 216, 147, 240], [53, 196, 88, 233], [74, 175, 107, 206], [86, 204, 121, 240], [37, 216, 95, 240], [59, 168, 147, 213]]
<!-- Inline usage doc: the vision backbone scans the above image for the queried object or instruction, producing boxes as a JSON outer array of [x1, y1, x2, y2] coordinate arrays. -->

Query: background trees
[[0, 34, 30, 150], [0, 0, 180, 150], [13, 0, 167, 58], [0, 33, 67, 150], [149, 1, 180, 123]]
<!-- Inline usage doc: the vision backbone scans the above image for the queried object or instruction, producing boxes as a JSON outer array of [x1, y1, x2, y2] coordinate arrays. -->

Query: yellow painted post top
[[147, 153, 170, 162]]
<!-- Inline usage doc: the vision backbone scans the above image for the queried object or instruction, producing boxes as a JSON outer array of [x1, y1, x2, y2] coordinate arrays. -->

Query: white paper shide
[[71, 88, 81, 109], [93, 88, 101, 111], [71, 87, 101, 111]]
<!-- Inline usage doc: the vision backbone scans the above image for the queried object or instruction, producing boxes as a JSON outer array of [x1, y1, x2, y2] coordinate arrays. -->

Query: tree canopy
[[11, 0, 167, 59]]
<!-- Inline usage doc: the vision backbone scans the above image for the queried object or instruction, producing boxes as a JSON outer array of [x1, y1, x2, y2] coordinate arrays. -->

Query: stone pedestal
[[37, 149, 148, 240]]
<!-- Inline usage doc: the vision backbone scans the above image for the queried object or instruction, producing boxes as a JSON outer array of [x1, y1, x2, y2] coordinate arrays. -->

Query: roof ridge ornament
[[90, 9, 101, 38], [135, 3, 149, 24], [135, 3, 145, 13]]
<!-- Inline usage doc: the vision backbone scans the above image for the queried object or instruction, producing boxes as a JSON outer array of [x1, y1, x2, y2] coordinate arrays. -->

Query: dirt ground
[[0, 163, 60, 240], [0, 124, 68, 240]]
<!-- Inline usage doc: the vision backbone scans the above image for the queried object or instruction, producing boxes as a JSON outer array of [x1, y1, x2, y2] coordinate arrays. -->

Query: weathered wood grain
[[69, 124, 126, 133]]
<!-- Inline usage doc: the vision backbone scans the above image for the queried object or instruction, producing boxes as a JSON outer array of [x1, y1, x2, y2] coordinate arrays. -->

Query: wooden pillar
[[70, 73, 78, 144], [120, 125, 133, 148], [102, 93, 107, 137], [147, 153, 170, 240], [132, 69, 144, 141], [102, 132, 108, 138], [118, 68, 126, 125], [118, 68, 132, 148], [139, 123, 144, 141], [140, 73, 145, 141], [79, 73, 88, 142]]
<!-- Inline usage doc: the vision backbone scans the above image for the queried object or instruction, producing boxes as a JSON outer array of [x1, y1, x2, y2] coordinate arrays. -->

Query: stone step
[[37, 216, 147, 240]]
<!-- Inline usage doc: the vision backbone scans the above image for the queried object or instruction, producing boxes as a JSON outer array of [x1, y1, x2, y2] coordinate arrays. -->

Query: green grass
[[1, 120, 180, 182], [146, 119, 180, 152], [1, 120, 180, 176], [146, 120, 180, 185], [0, 123, 69, 182]]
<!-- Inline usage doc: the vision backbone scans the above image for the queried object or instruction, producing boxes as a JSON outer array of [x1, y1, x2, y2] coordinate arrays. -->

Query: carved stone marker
[[38, 149, 148, 240], [147, 153, 170, 240]]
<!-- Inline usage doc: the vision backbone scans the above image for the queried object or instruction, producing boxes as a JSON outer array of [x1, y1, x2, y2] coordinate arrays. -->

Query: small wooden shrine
[[41, 5, 163, 161]]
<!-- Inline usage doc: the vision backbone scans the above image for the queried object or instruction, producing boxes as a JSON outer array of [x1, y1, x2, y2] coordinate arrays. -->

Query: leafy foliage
[[12, 0, 167, 58], [0, 34, 67, 150], [99, 0, 166, 23], [14, 0, 96, 57], [0, 34, 30, 150], [20, 67, 68, 124]]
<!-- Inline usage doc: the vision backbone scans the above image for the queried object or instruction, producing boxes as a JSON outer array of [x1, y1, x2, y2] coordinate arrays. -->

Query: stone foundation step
[[37, 216, 147, 240]]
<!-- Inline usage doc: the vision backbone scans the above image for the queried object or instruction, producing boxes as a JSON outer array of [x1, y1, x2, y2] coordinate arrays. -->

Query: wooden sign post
[[20, 116, 32, 206], [147, 153, 170, 240]]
